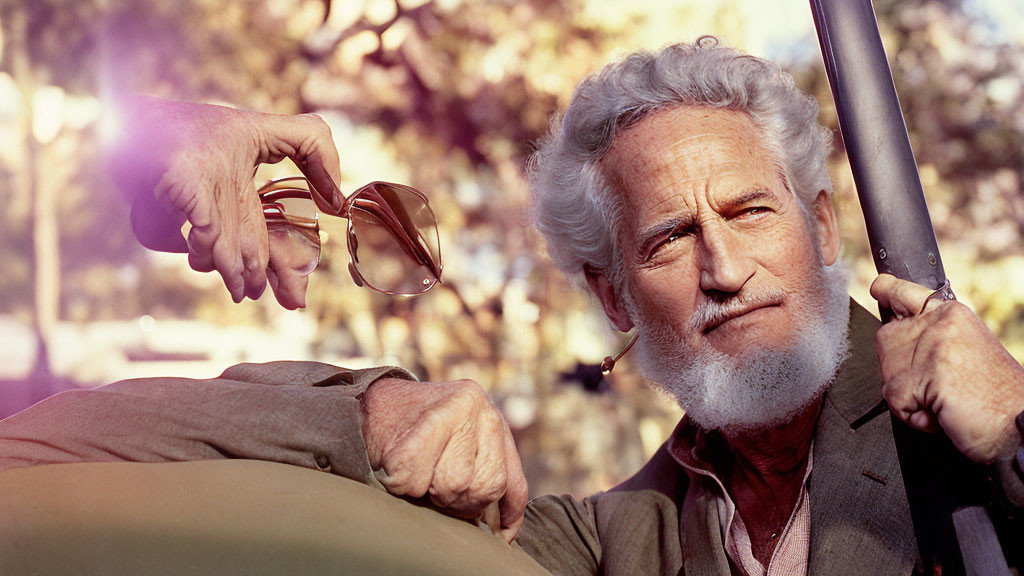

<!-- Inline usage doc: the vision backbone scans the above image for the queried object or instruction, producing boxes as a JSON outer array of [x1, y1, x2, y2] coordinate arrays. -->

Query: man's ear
[[584, 265, 635, 333], [811, 190, 840, 266]]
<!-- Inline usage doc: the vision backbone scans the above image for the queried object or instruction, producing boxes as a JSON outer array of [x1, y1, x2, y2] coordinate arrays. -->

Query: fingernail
[[244, 267, 267, 300], [246, 280, 266, 300]]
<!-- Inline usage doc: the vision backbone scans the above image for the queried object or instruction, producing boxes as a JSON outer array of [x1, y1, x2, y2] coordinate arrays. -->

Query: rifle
[[809, 1, 1012, 574]]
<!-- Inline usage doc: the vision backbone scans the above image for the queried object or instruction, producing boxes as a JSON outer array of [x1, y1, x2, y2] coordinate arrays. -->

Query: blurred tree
[[3, 2, 57, 387]]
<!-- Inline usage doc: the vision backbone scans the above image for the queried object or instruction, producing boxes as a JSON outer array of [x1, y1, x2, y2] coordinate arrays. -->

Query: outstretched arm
[[0, 362, 529, 542], [0, 363, 404, 487]]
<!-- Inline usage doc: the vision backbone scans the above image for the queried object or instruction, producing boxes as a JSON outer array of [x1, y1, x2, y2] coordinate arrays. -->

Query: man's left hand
[[871, 274, 1024, 463]]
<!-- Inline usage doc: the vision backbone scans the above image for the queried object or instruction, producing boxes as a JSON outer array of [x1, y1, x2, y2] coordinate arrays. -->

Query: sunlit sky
[[583, 0, 1023, 62], [965, 0, 1024, 43]]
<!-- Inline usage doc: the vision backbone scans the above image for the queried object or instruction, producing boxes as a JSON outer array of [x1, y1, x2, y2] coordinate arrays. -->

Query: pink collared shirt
[[668, 423, 813, 576]]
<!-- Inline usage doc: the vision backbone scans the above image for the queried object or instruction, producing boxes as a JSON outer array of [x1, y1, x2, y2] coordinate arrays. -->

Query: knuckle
[[423, 402, 454, 431], [947, 302, 971, 322], [481, 404, 505, 431], [479, 468, 508, 502], [892, 282, 909, 304], [429, 486, 458, 507], [874, 327, 896, 353], [452, 378, 482, 394], [511, 475, 529, 502], [449, 379, 486, 407], [220, 255, 245, 278], [187, 224, 216, 249], [302, 113, 332, 136], [431, 479, 470, 507], [445, 470, 473, 495], [874, 329, 887, 349]]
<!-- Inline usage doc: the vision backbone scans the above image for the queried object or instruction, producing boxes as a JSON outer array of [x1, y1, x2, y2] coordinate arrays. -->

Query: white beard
[[629, 259, 851, 433]]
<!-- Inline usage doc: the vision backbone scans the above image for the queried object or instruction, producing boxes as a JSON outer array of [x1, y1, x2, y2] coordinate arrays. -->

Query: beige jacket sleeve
[[0, 361, 414, 488], [515, 494, 601, 576]]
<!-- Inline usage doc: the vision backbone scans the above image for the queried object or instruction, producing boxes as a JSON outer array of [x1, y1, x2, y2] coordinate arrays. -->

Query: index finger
[[252, 112, 344, 215], [869, 274, 935, 318]]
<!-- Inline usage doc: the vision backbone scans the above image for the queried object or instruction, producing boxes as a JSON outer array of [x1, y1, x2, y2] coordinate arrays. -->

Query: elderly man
[[2, 38, 1023, 575], [517, 39, 1024, 574]]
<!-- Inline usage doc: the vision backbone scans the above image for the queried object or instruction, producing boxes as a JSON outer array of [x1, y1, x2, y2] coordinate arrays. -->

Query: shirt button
[[314, 453, 331, 471]]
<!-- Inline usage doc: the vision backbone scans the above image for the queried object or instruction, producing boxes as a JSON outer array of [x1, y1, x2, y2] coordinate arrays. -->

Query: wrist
[[359, 377, 410, 469]]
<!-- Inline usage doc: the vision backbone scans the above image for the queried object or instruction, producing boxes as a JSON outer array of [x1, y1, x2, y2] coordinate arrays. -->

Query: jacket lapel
[[808, 301, 918, 575], [680, 484, 732, 576]]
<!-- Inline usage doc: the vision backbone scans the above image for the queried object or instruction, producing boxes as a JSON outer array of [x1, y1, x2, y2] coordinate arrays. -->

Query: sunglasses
[[259, 176, 443, 295]]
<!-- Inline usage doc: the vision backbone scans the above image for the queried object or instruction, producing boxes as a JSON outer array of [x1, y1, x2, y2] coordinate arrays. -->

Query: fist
[[871, 274, 1024, 463], [360, 378, 528, 543]]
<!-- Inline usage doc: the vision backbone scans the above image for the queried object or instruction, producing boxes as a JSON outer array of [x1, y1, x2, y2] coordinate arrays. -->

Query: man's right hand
[[360, 378, 528, 543], [110, 96, 345, 309]]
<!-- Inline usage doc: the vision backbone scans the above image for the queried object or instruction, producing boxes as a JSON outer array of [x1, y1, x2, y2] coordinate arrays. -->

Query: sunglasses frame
[[257, 176, 443, 296]]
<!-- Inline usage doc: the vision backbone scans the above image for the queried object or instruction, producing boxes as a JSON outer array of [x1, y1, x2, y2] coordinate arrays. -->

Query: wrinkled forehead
[[599, 106, 785, 219]]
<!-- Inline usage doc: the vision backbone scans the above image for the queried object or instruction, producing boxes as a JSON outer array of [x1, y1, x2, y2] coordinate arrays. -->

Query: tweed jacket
[[515, 301, 1023, 576]]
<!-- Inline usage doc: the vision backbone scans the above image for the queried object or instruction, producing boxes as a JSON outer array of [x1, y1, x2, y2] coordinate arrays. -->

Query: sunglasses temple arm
[[354, 197, 441, 279]]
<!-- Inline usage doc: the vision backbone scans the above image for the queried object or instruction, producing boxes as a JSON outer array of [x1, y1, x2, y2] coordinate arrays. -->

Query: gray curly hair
[[528, 38, 834, 289]]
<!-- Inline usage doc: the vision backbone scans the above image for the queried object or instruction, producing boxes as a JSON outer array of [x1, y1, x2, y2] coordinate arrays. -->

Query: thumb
[[249, 111, 344, 215], [498, 429, 528, 542], [266, 266, 308, 310], [869, 274, 934, 318]]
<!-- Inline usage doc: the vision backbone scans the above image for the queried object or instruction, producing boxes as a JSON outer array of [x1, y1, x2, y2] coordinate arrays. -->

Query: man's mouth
[[700, 300, 784, 335]]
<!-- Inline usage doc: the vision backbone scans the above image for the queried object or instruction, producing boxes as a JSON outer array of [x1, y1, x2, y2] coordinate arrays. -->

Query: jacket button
[[314, 453, 331, 471]]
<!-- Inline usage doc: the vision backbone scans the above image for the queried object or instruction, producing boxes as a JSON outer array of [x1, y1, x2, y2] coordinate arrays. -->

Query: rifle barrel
[[810, 0, 945, 289]]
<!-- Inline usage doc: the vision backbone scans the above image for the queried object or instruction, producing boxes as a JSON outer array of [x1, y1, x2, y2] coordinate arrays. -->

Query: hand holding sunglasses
[[115, 97, 441, 308], [259, 176, 443, 296]]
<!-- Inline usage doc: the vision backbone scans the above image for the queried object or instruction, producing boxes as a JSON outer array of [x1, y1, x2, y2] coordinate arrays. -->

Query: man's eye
[[647, 231, 689, 261], [737, 206, 770, 219]]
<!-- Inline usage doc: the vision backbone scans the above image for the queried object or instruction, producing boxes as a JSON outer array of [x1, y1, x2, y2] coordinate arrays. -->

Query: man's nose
[[697, 224, 754, 294]]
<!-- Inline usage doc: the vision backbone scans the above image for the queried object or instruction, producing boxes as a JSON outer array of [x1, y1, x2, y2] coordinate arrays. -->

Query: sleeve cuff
[[319, 365, 419, 492]]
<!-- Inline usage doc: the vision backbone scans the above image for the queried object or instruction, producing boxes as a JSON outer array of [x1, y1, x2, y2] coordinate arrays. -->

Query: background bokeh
[[1, 0, 1022, 498]]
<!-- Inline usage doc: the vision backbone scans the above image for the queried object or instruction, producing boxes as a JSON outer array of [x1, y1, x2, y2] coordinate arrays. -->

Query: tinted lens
[[266, 221, 321, 276], [348, 183, 441, 294], [274, 196, 317, 222], [262, 189, 321, 277]]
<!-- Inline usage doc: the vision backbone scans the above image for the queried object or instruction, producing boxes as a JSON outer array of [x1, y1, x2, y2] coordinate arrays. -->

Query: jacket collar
[[824, 300, 889, 427]]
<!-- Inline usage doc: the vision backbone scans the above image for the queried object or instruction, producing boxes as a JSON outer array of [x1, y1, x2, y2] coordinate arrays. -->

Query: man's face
[[596, 105, 838, 356], [592, 106, 848, 431]]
